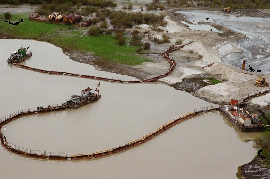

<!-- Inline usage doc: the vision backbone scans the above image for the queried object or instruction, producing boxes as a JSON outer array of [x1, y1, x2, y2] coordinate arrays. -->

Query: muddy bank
[[237, 156, 270, 179], [172, 73, 221, 93]]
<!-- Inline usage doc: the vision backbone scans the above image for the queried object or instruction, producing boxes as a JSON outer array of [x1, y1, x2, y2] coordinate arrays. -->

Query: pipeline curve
[[10, 42, 192, 84], [0, 105, 220, 160], [242, 88, 270, 103]]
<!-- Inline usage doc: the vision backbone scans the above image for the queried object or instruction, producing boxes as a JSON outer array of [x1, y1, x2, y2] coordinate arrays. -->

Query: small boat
[[7, 46, 32, 64]]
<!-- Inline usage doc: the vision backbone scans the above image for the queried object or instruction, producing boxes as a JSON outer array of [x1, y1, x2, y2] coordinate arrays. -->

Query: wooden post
[[242, 60, 246, 70]]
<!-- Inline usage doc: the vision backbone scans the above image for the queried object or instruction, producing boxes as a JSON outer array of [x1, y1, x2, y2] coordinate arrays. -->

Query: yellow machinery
[[255, 77, 269, 87], [223, 7, 231, 13]]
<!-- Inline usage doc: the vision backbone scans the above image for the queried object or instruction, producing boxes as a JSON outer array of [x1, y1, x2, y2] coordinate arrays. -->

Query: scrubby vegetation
[[114, 32, 126, 46], [146, 0, 165, 11], [166, 0, 270, 9], [130, 30, 142, 46], [34, 0, 116, 15], [88, 25, 102, 36], [175, 39, 183, 45], [4, 12, 11, 19], [259, 112, 270, 125], [108, 11, 166, 29], [206, 76, 222, 84], [143, 42, 151, 50], [153, 34, 170, 44], [36, 1, 76, 15], [255, 130, 270, 166], [0, 0, 116, 7]]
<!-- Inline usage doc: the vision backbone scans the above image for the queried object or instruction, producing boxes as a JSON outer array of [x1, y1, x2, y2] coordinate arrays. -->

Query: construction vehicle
[[223, 7, 231, 13], [255, 77, 269, 87]]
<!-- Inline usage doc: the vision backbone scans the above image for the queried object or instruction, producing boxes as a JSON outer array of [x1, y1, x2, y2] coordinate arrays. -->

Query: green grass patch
[[259, 115, 269, 125], [258, 112, 270, 125], [49, 32, 148, 65], [0, 13, 148, 65], [0, 13, 69, 39], [261, 148, 270, 167], [206, 77, 222, 85]]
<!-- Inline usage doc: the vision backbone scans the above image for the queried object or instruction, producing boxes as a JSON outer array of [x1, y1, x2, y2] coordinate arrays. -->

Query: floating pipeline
[[242, 88, 270, 103], [9, 42, 192, 84], [0, 105, 220, 161]]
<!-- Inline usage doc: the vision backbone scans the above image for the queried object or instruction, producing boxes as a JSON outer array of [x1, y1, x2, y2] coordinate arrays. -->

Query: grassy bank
[[0, 13, 148, 65], [255, 130, 270, 167], [206, 76, 222, 85]]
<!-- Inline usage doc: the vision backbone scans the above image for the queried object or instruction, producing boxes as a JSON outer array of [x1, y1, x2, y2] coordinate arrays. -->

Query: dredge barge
[[220, 99, 267, 132], [66, 84, 101, 109], [36, 84, 101, 112], [7, 46, 32, 64]]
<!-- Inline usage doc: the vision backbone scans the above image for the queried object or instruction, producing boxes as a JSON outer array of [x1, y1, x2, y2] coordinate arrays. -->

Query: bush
[[114, 32, 123, 39], [132, 30, 140, 35], [151, 24, 163, 32], [162, 34, 170, 43], [109, 11, 165, 29], [92, 18, 99, 25], [100, 21, 108, 29], [86, 0, 116, 8], [130, 30, 142, 46], [82, 6, 98, 15], [255, 131, 270, 149], [35, 8, 46, 15], [136, 47, 143, 52], [98, 14, 106, 22], [153, 37, 162, 44], [143, 42, 151, 50], [4, 12, 11, 19], [159, 4, 165, 11], [175, 39, 182, 45], [88, 26, 102, 36], [118, 37, 126, 46], [128, 3, 133, 10]]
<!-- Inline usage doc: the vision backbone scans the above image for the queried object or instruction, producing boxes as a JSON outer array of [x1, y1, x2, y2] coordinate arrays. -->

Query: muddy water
[[0, 39, 260, 178], [179, 10, 270, 74]]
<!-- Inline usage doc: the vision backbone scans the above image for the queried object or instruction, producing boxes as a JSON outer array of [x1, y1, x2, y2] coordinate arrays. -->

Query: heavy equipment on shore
[[223, 7, 231, 13], [255, 77, 269, 87]]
